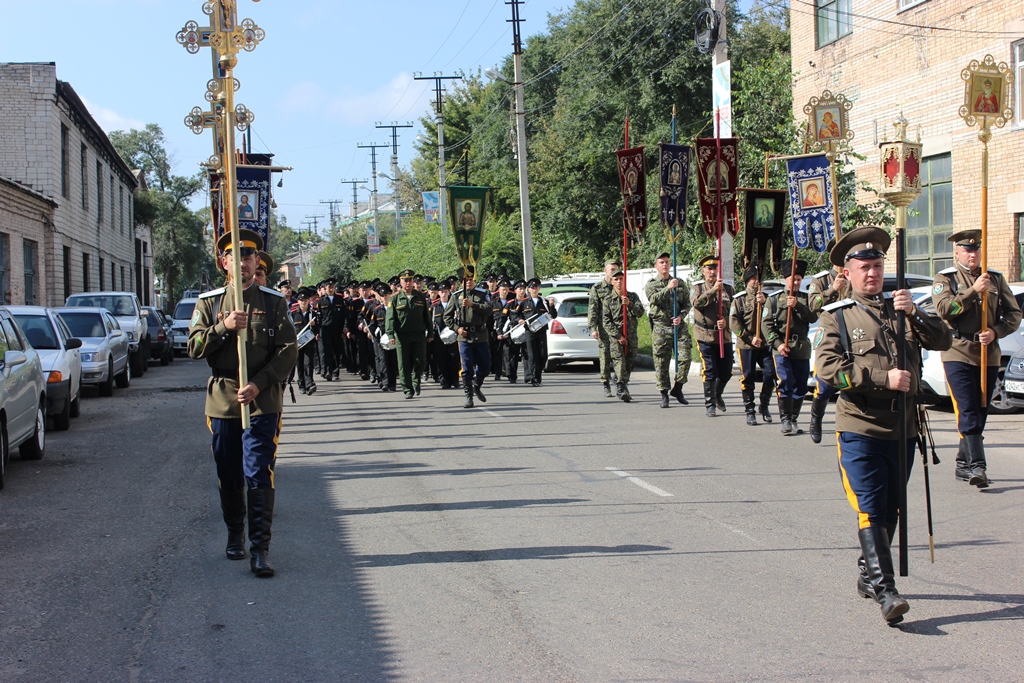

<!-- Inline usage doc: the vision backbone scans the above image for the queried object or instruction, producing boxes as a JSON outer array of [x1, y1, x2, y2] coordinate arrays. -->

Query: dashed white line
[[479, 407, 502, 418], [606, 467, 674, 497]]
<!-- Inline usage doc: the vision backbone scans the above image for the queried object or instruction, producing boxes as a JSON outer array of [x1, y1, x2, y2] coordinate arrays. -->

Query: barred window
[[816, 0, 852, 48]]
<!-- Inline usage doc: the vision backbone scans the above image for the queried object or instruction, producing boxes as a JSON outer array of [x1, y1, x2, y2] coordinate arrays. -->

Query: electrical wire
[[785, 0, 1024, 36], [440, 0, 503, 70], [420, 0, 474, 70]]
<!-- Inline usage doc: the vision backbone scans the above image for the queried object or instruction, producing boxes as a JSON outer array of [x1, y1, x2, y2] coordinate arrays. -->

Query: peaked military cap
[[698, 254, 719, 268], [398, 269, 415, 279], [830, 226, 892, 267], [217, 228, 263, 254], [526, 277, 542, 288], [257, 251, 274, 273], [949, 229, 982, 246]]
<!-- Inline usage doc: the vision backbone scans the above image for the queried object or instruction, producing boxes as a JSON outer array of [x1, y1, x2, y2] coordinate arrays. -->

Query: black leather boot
[[618, 382, 631, 402], [669, 381, 688, 405], [247, 488, 276, 578], [954, 438, 970, 482], [809, 394, 828, 444], [963, 434, 989, 488], [463, 376, 474, 409], [473, 381, 487, 403], [791, 397, 805, 435], [858, 525, 909, 624], [857, 526, 894, 599], [758, 387, 773, 423], [714, 380, 727, 412], [602, 381, 612, 398], [779, 397, 793, 435], [660, 390, 669, 408], [703, 381, 716, 417], [742, 388, 757, 426], [219, 488, 247, 561]]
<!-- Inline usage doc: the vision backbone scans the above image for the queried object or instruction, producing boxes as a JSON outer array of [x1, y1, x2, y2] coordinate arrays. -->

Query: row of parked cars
[[0, 291, 178, 491]]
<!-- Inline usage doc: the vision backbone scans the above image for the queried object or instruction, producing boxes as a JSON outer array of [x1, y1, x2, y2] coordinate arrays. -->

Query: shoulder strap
[[835, 307, 851, 360]]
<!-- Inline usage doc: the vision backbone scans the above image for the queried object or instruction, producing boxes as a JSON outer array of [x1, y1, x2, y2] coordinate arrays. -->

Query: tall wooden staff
[[714, 110, 726, 357], [959, 55, 1014, 407], [178, 0, 264, 428], [879, 112, 923, 577]]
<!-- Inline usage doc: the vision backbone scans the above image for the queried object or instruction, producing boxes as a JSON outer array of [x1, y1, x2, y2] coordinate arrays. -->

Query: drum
[[379, 333, 396, 351], [440, 327, 459, 345], [527, 312, 552, 333], [510, 324, 529, 344], [296, 323, 316, 350]]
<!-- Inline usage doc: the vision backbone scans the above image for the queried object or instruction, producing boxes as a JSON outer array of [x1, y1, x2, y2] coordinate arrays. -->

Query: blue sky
[[1, 0, 576, 231]]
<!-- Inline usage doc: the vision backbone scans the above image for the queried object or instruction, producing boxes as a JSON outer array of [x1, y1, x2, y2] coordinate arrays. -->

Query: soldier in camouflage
[[589, 259, 620, 397], [601, 269, 645, 402], [645, 252, 691, 408]]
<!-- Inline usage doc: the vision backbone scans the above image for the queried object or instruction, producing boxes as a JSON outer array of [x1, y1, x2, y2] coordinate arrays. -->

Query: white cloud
[[80, 96, 145, 133]]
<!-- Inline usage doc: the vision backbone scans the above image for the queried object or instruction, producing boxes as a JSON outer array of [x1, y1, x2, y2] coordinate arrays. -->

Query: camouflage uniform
[[588, 278, 615, 384], [644, 275, 692, 399], [601, 289, 644, 398]]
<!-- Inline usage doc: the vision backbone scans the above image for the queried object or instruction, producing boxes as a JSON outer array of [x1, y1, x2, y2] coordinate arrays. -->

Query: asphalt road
[[1, 358, 1021, 682]]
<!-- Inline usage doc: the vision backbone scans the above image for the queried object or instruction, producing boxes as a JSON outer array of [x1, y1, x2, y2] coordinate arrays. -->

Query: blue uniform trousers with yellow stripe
[[459, 341, 491, 386], [813, 374, 835, 403], [774, 354, 809, 400], [944, 361, 997, 437], [209, 413, 282, 491], [698, 341, 733, 385], [738, 347, 775, 393], [837, 432, 916, 529]]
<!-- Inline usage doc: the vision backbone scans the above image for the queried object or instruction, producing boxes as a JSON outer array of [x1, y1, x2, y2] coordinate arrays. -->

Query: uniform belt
[[463, 325, 479, 333], [211, 368, 239, 379], [695, 321, 717, 330], [841, 392, 899, 413]]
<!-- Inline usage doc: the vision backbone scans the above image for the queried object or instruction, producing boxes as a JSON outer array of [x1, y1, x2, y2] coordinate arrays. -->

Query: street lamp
[[486, 66, 534, 279]]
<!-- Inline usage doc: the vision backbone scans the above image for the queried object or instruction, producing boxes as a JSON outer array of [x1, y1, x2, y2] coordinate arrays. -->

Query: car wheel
[[99, 359, 114, 397], [0, 423, 8, 490], [544, 359, 557, 373], [19, 403, 45, 461], [53, 391, 71, 431], [988, 369, 1019, 415], [130, 348, 144, 377], [160, 346, 170, 366], [70, 384, 81, 418], [115, 358, 131, 389]]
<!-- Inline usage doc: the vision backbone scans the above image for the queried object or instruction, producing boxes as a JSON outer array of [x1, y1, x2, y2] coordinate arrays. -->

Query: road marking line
[[479, 408, 502, 418], [606, 467, 674, 497]]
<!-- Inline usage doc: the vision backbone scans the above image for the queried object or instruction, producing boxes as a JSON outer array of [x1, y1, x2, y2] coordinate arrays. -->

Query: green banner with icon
[[447, 185, 491, 279]]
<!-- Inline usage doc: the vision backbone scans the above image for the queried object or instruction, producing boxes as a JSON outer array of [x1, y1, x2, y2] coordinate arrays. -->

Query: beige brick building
[[0, 63, 151, 306], [790, 0, 1024, 279]]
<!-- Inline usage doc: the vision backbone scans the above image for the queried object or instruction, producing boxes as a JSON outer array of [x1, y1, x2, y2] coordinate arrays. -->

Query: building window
[[99, 258, 105, 290], [898, 0, 927, 10], [120, 187, 125, 233], [96, 161, 104, 225], [111, 262, 117, 291], [61, 125, 70, 198], [80, 145, 88, 210], [0, 234, 10, 304], [83, 253, 91, 291], [63, 246, 72, 301], [906, 153, 953, 276], [24, 240, 38, 305], [1015, 40, 1024, 127], [120, 265, 126, 292], [110, 175, 115, 229], [816, 0, 852, 48]]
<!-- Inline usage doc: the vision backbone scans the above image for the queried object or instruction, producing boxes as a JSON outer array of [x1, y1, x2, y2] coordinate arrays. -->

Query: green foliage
[[311, 224, 369, 284]]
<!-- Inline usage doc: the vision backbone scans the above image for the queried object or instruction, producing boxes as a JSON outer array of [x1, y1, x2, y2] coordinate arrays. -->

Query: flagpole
[[623, 114, 630, 355], [671, 105, 679, 371], [714, 109, 725, 358], [979, 124, 990, 406]]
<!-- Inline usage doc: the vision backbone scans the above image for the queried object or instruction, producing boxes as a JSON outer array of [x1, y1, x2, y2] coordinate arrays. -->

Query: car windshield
[[557, 299, 589, 318], [174, 301, 197, 320], [67, 294, 135, 316], [12, 314, 59, 350], [61, 312, 106, 338]]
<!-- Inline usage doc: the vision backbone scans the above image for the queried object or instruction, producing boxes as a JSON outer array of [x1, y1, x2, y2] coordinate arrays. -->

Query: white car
[[9, 306, 83, 431], [0, 307, 47, 490], [64, 291, 149, 377], [170, 297, 199, 356], [55, 308, 131, 397], [544, 291, 600, 372]]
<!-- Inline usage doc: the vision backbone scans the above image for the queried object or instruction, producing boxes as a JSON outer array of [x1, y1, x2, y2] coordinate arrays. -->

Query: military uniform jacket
[[344, 296, 363, 334], [432, 298, 448, 334], [188, 284, 298, 419], [762, 290, 817, 359], [645, 276, 690, 329], [807, 268, 849, 315], [932, 266, 1021, 366], [588, 279, 614, 338], [386, 290, 432, 337], [728, 285, 763, 351], [443, 287, 492, 344], [691, 281, 734, 344], [314, 294, 345, 328], [814, 293, 952, 438], [366, 300, 387, 337], [290, 306, 317, 333], [601, 291, 644, 341]]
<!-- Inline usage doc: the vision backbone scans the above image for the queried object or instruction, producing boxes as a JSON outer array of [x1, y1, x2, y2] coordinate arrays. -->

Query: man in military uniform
[[368, 283, 398, 392], [646, 252, 692, 408], [814, 226, 951, 624], [589, 259, 620, 397], [489, 278, 512, 381], [314, 278, 344, 380], [602, 269, 644, 402], [762, 259, 816, 435], [517, 278, 556, 387], [291, 287, 317, 395], [188, 229, 298, 578], [254, 251, 273, 288], [444, 267, 492, 408], [502, 280, 529, 383], [932, 229, 1022, 487], [432, 281, 459, 389], [386, 269, 433, 398], [807, 244, 850, 442], [691, 254, 734, 416], [729, 265, 775, 425]]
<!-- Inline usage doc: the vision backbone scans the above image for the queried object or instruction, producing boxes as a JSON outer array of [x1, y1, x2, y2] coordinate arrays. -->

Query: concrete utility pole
[[376, 121, 413, 240], [304, 214, 325, 238], [341, 179, 367, 219], [508, 0, 535, 279], [414, 73, 461, 235], [319, 199, 344, 233], [358, 143, 389, 248]]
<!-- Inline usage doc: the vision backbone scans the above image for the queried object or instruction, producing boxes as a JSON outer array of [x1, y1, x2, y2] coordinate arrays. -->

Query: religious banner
[[743, 189, 786, 272], [659, 143, 690, 229], [447, 185, 491, 278], [694, 138, 740, 238], [236, 165, 272, 248], [785, 154, 836, 252], [422, 191, 440, 223], [616, 147, 648, 237]]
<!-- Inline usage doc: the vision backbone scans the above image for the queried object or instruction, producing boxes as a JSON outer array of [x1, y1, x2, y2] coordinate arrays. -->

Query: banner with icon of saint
[[616, 147, 648, 238], [694, 138, 739, 239], [785, 154, 835, 252], [447, 185, 491, 276]]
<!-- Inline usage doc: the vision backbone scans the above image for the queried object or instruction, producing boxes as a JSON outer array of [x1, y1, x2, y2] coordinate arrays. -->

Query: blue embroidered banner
[[659, 143, 690, 230], [785, 154, 835, 252], [236, 165, 272, 248]]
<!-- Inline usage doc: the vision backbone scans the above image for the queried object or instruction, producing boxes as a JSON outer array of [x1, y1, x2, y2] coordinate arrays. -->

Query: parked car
[[544, 291, 600, 372], [1002, 349, 1024, 410], [143, 306, 174, 366], [170, 297, 199, 356], [9, 306, 83, 431], [0, 307, 48, 490], [64, 291, 149, 377], [55, 308, 131, 397]]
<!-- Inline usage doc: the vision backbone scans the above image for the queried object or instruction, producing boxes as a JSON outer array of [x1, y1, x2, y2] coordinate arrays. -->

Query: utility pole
[[299, 216, 322, 282], [357, 143, 389, 249], [507, 0, 535, 279], [304, 214, 325, 238], [319, 199, 344, 233], [341, 179, 367, 219], [376, 121, 413, 240], [712, 0, 733, 283], [414, 73, 461, 235]]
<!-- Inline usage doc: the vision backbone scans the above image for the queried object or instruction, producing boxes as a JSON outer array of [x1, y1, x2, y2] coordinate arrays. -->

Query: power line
[[783, 0, 1024, 36]]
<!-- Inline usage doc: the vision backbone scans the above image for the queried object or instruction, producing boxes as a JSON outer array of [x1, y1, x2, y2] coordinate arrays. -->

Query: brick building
[[790, 0, 1024, 279], [0, 62, 151, 306]]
